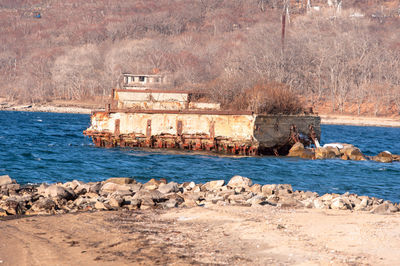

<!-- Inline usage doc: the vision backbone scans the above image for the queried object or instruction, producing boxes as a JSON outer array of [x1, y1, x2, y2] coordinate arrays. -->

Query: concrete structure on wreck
[[84, 74, 321, 156], [121, 73, 168, 90]]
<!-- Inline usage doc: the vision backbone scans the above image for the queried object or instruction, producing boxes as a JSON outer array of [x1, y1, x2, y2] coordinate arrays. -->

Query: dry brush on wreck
[[83, 74, 320, 155]]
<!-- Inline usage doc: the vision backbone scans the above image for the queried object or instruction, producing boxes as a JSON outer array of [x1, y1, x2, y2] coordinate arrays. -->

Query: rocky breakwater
[[0, 174, 399, 217], [288, 142, 400, 163]]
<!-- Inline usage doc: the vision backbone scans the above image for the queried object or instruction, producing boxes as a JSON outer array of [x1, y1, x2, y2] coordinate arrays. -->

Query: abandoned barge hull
[[84, 73, 321, 156], [84, 110, 320, 156]]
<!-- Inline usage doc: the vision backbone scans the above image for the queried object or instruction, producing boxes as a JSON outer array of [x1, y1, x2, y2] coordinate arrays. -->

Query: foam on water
[[1, 111, 399, 202]]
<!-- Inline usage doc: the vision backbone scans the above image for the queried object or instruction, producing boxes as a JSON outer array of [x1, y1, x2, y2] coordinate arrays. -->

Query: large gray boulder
[[278, 197, 304, 209], [262, 184, 292, 196], [158, 182, 179, 194], [0, 208, 7, 216], [372, 151, 393, 163], [341, 147, 366, 161], [315, 147, 339, 159], [201, 180, 225, 192], [370, 202, 399, 214], [262, 184, 277, 196], [94, 201, 109, 210], [44, 184, 76, 200], [132, 189, 165, 202], [3, 199, 25, 215], [89, 182, 102, 193], [143, 178, 167, 190], [288, 142, 305, 157], [249, 184, 262, 194], [227, 176, 252, 188], [287, 143, 315, 159], [74, 184, 89, 196], [331, 197, 352, 210], [0, 175, 12, 186], [354, 198, 369, 211], [30, 197, 57, 212], [100, 182, 131, 194], [275, 184, 293, 196], [108, 196, 123, 208], [104, 177, 136, 185]]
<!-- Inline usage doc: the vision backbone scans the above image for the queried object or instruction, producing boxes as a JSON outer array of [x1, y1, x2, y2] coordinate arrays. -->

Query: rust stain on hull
[[84, 111, 260, 155], [83, 130, 259, 156]]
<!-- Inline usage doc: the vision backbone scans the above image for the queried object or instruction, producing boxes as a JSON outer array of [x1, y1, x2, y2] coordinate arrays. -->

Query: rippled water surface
[[1, 111, 399, 202]]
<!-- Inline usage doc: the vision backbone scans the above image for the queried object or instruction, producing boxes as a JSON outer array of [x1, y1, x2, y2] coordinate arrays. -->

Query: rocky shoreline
[[1, 174, 398, 218], [288, 141, 400, 162], [319, 114, 400, 128]]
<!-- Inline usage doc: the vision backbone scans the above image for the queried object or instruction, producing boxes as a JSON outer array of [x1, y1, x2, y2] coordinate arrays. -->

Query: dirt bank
[[1, 206, 399, 265]]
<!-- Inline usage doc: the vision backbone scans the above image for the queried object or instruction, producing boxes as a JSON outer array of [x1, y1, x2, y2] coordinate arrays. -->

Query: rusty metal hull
[[255, 115, 321, 154], [84, 110, 320, 156]]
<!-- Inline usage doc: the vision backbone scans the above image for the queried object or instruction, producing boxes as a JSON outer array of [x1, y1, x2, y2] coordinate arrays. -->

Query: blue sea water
[[0, 111, 399, 202]]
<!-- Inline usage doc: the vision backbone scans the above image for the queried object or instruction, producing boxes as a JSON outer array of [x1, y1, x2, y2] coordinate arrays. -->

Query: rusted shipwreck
[[84, 74, 321, 156]]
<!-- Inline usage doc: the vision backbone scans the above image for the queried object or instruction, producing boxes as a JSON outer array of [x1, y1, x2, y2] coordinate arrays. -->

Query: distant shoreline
[[0, 104, 95, 114], [320, 114, 400, 128], [1, 104, 399, 127]]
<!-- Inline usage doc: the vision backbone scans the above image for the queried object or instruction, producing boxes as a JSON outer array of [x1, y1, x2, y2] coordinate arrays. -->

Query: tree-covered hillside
[[0, 0, 399, 115]]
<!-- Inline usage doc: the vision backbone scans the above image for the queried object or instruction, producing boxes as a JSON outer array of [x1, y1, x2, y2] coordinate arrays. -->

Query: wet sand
[[1, 205, 399, 265]]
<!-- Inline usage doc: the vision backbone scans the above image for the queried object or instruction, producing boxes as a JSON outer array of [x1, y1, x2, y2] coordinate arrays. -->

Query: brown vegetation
[[0, 0, 399, 115], [231, 81, 305, 114]]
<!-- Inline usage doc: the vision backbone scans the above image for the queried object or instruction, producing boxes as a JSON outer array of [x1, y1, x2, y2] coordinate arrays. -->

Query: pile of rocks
[[0, 174, 398, 217], [288, 142, 400, 162]]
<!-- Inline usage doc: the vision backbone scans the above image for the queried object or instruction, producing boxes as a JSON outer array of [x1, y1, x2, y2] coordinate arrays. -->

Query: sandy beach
[[1, 206, 399, 265]]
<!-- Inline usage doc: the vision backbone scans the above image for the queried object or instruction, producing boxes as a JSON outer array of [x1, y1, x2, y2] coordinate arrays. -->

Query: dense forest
[[0, 0, 399, 115]]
